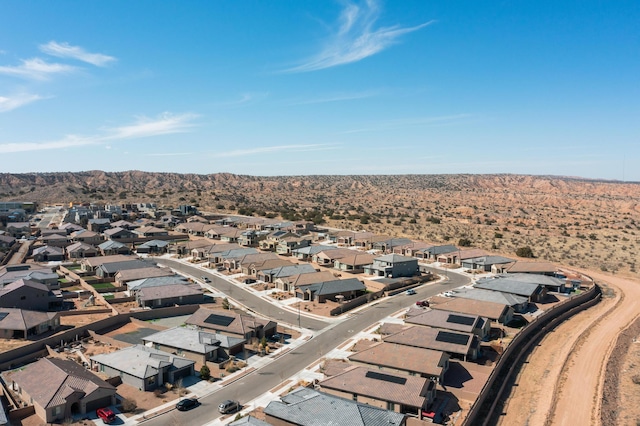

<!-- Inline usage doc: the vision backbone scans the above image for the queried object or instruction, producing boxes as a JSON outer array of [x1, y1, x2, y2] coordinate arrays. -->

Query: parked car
[[96, 407, 116, 424], [201, 276, 211, 283], [405, 289, 417, 295], [218, 399, 240, 414], [244, 278, 256, 284], [176, 397, 199, 411], [416, 300, 429, 307]]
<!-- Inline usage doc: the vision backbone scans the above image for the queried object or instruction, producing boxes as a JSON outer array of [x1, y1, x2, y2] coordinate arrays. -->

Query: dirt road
[[499, 272, 640, 426]]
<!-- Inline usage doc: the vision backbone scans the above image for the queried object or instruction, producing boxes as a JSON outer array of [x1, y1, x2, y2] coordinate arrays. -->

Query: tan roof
[[319, 366, 432, 408], [405, 309, 483, 333], [315, 248, 358, 260], [135, 226, 165, 234], [335, 252, 376, 266], [137, 284, 202, 301], [4, 358, 114, 409], [252, 259, 294, 272], [186, 308, 275, 336], [431, 298, 508, 321], [378, 322, 410, 335], [459, 249, 488, 260], [383, 325, 475, 356], [506, 261, 557, 273], [278, 271, 337, 286], [349, 341, 448, 378], [322, 359, 352, 377], [238, 252, 280, 266], [115, 266, 174, 283], [0, 308, 58, 331], [82, 254, 135, 268]]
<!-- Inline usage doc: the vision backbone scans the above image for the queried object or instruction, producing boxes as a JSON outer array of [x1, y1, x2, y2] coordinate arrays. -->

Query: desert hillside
[[1, 171, 639, 276]]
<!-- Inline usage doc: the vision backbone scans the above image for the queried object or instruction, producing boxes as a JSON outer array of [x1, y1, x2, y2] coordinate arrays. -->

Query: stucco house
[[3, 358, 116, 423], [90, 345, 195, 391], [364, 254, 419, 278]]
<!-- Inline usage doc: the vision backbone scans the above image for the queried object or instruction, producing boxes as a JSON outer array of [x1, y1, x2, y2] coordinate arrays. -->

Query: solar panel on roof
[[0, 312, 8, 321], [435, 331, 470, 346], [204, 314, 235, 327], [365, 370, 407, 385], [447, 314, 476, 326]]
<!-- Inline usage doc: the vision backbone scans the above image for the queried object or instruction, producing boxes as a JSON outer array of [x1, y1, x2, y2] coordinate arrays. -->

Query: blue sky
[[1, 1, 638, 180]]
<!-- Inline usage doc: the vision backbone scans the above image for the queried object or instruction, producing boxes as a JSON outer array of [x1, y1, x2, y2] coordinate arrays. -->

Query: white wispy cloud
[[342, 114, 473, 134], [285, 0, 434, 73], [40, 41, 116, 66], [102, 112, 199, 140], [0, 93, 45, 112], [146, 152, 194, 157], [212, 144, 339, 158], [0, 112, 199, 153], [285, 90, 379, 105], [0, 58, 76, 80]]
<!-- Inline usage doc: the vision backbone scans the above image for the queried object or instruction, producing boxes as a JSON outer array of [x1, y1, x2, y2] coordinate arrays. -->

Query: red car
[[97, 407, 116, 424], [416, 300, 430, 307]]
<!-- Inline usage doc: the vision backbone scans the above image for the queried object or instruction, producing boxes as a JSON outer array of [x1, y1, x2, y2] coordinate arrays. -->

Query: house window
[[387, 402, 395, 411], [53, 406, 61, 415], [352, 394, 357, 401], [177, 349, 183, 355]]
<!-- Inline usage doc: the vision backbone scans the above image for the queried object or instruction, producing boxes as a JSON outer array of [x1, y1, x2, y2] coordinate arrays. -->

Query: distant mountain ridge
[[2, 171, 639, 276]]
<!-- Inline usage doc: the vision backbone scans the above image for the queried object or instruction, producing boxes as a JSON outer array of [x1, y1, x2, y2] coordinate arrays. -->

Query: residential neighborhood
[[0, 202, 597, 426]]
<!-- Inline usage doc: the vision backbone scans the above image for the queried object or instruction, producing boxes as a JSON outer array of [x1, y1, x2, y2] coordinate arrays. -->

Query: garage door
[[85, 395, 114, 412], [172, 366, 193, 382]]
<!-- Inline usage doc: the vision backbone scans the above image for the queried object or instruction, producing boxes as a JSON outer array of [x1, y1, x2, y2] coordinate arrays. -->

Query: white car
[[406, 289, 416, 295]]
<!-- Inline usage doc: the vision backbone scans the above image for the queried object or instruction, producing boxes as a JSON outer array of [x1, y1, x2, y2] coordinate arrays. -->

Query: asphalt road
[[141, 263, 469, 426], [150, 258, 330, 331]]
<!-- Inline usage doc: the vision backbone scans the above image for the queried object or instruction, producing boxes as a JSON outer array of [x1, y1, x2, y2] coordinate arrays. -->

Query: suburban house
[[97, 240, 131, 256], [218, 248, 261, 270], [319, 366, 437, 420], [274, 270, 337, 293], [461, 255, 514, 272], [383, 325, 480, 361], [475, 275, 547, 303], [0, 235, 16, 250], [135, 239, 169, 254], [494, 260, 557, 275], [70, 230, 103, 245], [244, 258, 293, 277], [58, 222, 85, 235], [110, 219, 136, 229], [333, 252, 377, 274], [264, 387, 406, 426], [414, 245, 458, 261], [432, 298, 514, 325], [87, 218, 112, 233], [0, 265, 59, 288], [142, 326, 246, 366], [114, 266, 174, 286], [3, 358, 117, 423], [125, 275, 190, 295], [291, 244, 338, 261], [38, 233, 69, 248], [332, 230, 374, 246], [133, 226, 168, 238], [256, 263, 317, 283], [449, 287, 530, 313], [405, 309, 490, 340], [5, 222, 31, 238], [237, 230, 265, 247], [192, 241, 229, 261], [0, 279, 57, 311], [0, 308, 60, 338], [32, 245, 65, 262], [497, 273, 575, 293], [394, 241, 433, 257], [219, 228, 244, 243], [295, 278, 366, 302], [232, 252, 280, 275], [186, 308, 277, 341], [348, 341, 450, 383], [81, 255, 134, 272], [313, 248, 358, 266], [95, 259, 150, 279], [259, 231, 299, 252], [65, 242, 99, 259], [90, 345, 195, 391], [275, 235, 312, 256], [103, 227, 137, 241], [364, 254, 419, 278], [136, 283, 204, 308], [371, 237, 413, 254], [437, 249, 486, 265]]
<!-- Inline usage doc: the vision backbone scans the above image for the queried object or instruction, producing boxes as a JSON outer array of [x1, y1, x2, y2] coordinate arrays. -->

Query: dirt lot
[[498, 271, 640, 426]]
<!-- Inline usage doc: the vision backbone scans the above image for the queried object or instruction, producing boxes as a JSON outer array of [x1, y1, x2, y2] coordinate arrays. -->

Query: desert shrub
[[121, 398, 137, 412], [200, 365, 211, 380], [632, 375, 640, 385], [458, 238, 472, 247], [515, 246, 535, 258], [153, 388, 163, 398]]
